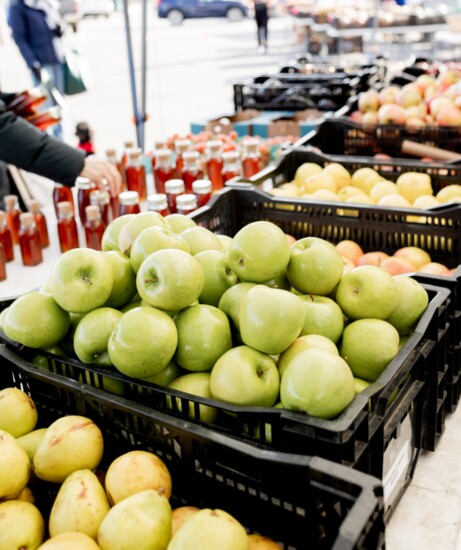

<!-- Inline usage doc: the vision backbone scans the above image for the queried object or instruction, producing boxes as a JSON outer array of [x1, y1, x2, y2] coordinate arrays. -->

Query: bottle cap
[[147, 194, 168, 211], [176, 194, 197, 211], [165, 179, 185, 194], [119, 191, 139, 205], [76, 177, 95, 190], [175, 139, 191, 153], [154, 140, 167, 150], [243, 138, 259, 152], [128, 148, 142, 161], [4, 195, 19, 209], [28, 199, 41, 214], [155, 148, 171, 162], [192, 179, 212, 194], [85, 205, 101, 222], [106, 148, 118, 162], [182, 150, 200, 164], [124, 140, 134, 149], [223, 150, 240, 163], [20, 212, 35, 227], [57, 201, 73, 217]]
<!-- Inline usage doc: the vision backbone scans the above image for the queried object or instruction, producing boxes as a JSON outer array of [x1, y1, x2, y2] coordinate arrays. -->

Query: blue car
[[157, 0, 251, 25]]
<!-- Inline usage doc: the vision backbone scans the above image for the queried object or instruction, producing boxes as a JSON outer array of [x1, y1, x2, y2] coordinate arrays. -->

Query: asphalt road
[[0, 2, 302, 154]]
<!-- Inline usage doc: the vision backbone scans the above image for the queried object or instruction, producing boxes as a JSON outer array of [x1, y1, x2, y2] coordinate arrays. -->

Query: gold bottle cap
[[20, 212, 35, 227], [85, 205, 101, 222], [155, 148, 171, 161], [57, 201, 73, 217], [175, 139, 191, 153]]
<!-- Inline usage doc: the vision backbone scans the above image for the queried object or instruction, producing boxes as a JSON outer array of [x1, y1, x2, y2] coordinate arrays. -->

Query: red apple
[[418, 262, 450, 275], [356, 251, 389, 267], [335, 240, 364, 265], [380, 257, 415, 275], [358, 90, 380, 113], [436, 105, 461, 126], [396, 85, 422, 108], [378, 86, 400, 105], [429, 96, 454, 118], [377, 104, 406, 125]]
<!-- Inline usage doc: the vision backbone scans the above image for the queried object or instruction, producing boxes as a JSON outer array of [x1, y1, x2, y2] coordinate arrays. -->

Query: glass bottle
[[206, 140, 224, 191], [26, 106, 62, 132], [222, 150, 242, 183], [0, 211, 14, 262], [153, 149, 174, 194], [119, 191, 141, 216], [182, 151, 203, 193], [76, 177, 96, 227], [241, 138, 262, 178], [105, 182, 119, 221], [176, 194, 197, 216], [121, 140, 134, 167], [28, 199, 49, 248], [57, 201, 79, 253], [192, 179, 212, 208], [126, 148, 147, 201], [174, 138, 191, 178], [90, 190, 111, 227], [6, 85, 47, 117], [85, 205, 105, 251], [106, 148, 124, 182], [4, 194, 22, 245], [0, 243, 6, 281], [147, 194, 169, 216], [165, 179, 185, 214], [151, 139, 167, 170], [19, 212, 43, 266], [53, 184, 75, 217]]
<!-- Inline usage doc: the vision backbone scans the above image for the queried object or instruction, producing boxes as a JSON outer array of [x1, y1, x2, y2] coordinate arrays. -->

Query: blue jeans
[[31, 63, 65, 140]]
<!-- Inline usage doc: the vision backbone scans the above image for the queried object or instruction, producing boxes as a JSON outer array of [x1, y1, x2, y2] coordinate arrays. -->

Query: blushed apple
[[168, 372, 217, 423], [179, 226, 223, 255], [103, 251, 137, 309], [102, 214, 136, 252], [377, 104, 406, 125], [218, 282, 256, 331], [165, 213, 197, 234], [358, 90, 380, 112], [335, 240, 364, 265], [418, 262, 450, 275], [380, 257, 415, 275], [118, 212, 168, 256], [195, 250, 238, 306], [393, 247, 431, 269], [356, 251, 389, 267], [386, 276, 429, 334], [378, 86, 400, 105], [278, 334, 338, 379]]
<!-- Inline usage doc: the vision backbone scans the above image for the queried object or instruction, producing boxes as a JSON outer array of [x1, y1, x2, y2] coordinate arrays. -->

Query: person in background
[[254, 0, 269, 54], [75, 122, 96, 157], [7, 0, 65, 139]]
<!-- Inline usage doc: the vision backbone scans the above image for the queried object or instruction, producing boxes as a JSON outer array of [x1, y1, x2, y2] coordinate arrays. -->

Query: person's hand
[[79, 156, 122, 198]]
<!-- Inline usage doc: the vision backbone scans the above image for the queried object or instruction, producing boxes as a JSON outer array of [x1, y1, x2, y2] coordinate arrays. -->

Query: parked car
[[79, 0, 115, 17], [157, 0, 251, 25], [59, 0, 82, 32]]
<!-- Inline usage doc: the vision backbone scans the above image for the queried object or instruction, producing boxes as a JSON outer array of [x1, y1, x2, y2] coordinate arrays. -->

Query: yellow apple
[[278, 183, 300, 197], [323, 163, 351, 190], [396, 172, 432, 203], [369, 181, 399, 202], [338, 185, 367, 201], [294, 163, 323, 186], [412, 195, 440, 209], [346, 195, 375, 205], [351, 168, 384, 194], [309, 189, 340, 202], [304, 172, 337, 194], [377, 194, 412, 208], [394, 247, 431, 269], [436, 184, 461, 203]]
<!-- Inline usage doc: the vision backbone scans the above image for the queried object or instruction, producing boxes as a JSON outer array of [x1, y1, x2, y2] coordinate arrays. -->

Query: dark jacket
[[7, 0, 62, 69], [0, 93, 85, 186]]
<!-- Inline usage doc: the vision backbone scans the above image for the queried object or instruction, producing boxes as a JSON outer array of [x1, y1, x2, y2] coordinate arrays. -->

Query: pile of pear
[[0, 387, 279, 550]]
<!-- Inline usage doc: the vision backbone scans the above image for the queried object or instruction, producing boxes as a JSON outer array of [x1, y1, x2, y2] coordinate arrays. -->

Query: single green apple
[[286, 237, 343, 295], [278, 334, 339, 379], [239, 286, 305, 355], [298, 294, 344, 343], [217, 234, 233, 252], [136, 249, 204, 312], [108, 307, 178, 379], [386, 276, 429, 334], [165, 213, 197, 234], [227, 221, 291, 283], [4, 291, 70, 349], [101, 214, 136, 252], [340, 319, 400, 382], [175, 305, 232, 372], [50, 248, 113, 314], [168, 372, 217, 423], [195, 250, 238, 307], [179, 226, 223, 255], [280, 348, 355, 419], [354, 377, 370, 395], [118, 211, 168, 256], [210, 346, 279, 407], [103, 251, 137, 309], [142, 361, 184, 387], [218, 282, 256, 331], [130, 226, 190, 273], [74, 307, 122, 366]]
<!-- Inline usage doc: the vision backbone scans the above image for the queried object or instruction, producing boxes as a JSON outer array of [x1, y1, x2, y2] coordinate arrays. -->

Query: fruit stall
[[2, 53, 461, 549]]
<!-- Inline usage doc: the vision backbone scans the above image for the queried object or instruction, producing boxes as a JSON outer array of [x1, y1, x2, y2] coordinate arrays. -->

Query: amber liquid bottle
[[147, 194, 169, 216], [119, 191, 141, 216], [19, 213, 43, 266], [0, 243, 6, 281], [154, 149, 174, 194], [57, 201, 79, 253], [165, 179, 185, 214], [174, 138, 191, 178], [76, 177, 96, 227], [0, 211, 14, 262], [176, 194, 197, 215], [182, 151, 203, 193], [206, 140, 224, 191], [151, 139, 167, 170], [53, 184, 75, 217], [242, 138, 262, 178], [222, 150, 242, 183], [192, 179, 213, 208], [28, 199, 49, 248], [4, 195, 22, 245], [126, 148, 147, 201], [90, 190, 111, 227], [85, 205, 105, 251]]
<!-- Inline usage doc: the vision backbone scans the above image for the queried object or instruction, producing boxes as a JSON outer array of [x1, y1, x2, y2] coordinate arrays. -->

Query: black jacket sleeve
[[0, 99, 85, 186]]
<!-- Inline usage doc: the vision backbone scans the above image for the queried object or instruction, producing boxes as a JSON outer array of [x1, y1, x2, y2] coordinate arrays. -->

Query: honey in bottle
[[4, 194, 22, 245], [90, 190, 111, 227], [119, 191, 141, 216], [206, 140, 224, 191], [85, 205, 105, 251], [57, 201, 79, 253], [151, 139, 167, 170], [241, 138, 262, 178], [0, 243, 6, 281], [182, 151, 203, 193], [106, 148, 125, 183], [0, 211, 14, 262], [153, 149, 174, 194], [176, 194, 198, 216], [174, 138, 191, 178], [165, 179, 185, 214], [76, 177, 96, 226], [147, 194, 169, 216], [192, 179, 213, 208], [28, 199, 49, 248], [221, 150, 242, 183], [121, 140, 134, 167], [53, 184, 75, 217], [126, 148, 147, 201], [19, 212, 43, 266]]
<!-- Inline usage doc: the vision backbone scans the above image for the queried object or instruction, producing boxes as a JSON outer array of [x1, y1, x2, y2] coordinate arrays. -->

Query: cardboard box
[[251, 109, 326, 138], [190, 110, 260, 137]]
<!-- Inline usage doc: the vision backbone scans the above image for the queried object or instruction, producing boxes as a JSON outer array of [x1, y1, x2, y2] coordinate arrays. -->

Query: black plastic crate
[[0, 355, 385, 550]]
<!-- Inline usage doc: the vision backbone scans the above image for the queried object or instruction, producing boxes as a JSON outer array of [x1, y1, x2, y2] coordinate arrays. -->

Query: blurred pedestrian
[[254, 0, 269, 54], [7, 0, 65, 139]]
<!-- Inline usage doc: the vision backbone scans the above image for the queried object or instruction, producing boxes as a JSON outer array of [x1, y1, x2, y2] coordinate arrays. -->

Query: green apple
[[136, 249, 204, 312], [278, 334, 339, 379], [354, 377, 370, 395], [175, 305, 232, 371], [142, 361, 184, 387], [280, 348, 355, 419], [50, 249, 113, 314], [39, 280, 53, 294], [386, 276, 429, 334], [168, 372, 217, 423], [0, 306, 9, 331], [298, 294, 344, 343], [195, 250, 238, 307], [102, 214, 136, 252], [4, 291, 70, 349], [130, 226, 190, 273], [239, 286, 305, 355], [81, 370, 126, 396], [165, 213, 197, 234], [399, 334, 410, 350], [217, 234, 232, 252], [103, 251, 137, 309], [118, 212, 168, 256], [227, 221, 291, 283], [218, 282, 256, 331], [336, 266, 398, 321], [286, 237, 343, 295], [108, 307, 178, 379], [210, 346, 279, 407], [59, 312, 85, 355], [74, 307, 122, 366], [262, 273, 291, 290], [340, 319, 400, 381], [120, 300, 143, 313], [180, 226, 223, 255]]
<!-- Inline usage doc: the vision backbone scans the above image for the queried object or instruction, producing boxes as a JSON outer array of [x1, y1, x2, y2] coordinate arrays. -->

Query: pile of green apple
[[0, 211, 430, 421]]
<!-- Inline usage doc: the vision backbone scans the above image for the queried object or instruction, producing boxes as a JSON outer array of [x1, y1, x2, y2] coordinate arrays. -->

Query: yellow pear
[[171, 506, 200, 537], [304, 173, 337, 194], [436, 184, 461, 203], [277, 183, 299, 197], [168, 508, 249, 550], [0, 387, 38, 437], [412, 195, 440, 209], [16, 486, 35, 504], [323, 162, 351, 189], [105, 450, 172, 505], [351, 168, 384, 194], [0, 429, 30, 500], [377, 194, 412, 208], [38, 532, 100, 550], [396, 172, 433, 203], [98, 490, 171, 550], [34, 416, 104, 483], [248, 534, 282, 549], [338, 186, 367, 201], [294, 162, 323, 186], [0, 500, 45, 550], [369, 181, 399, 202], [17, 428, 48, 463], [308, 190, 340, 202], [49, 469, 110, 539]]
